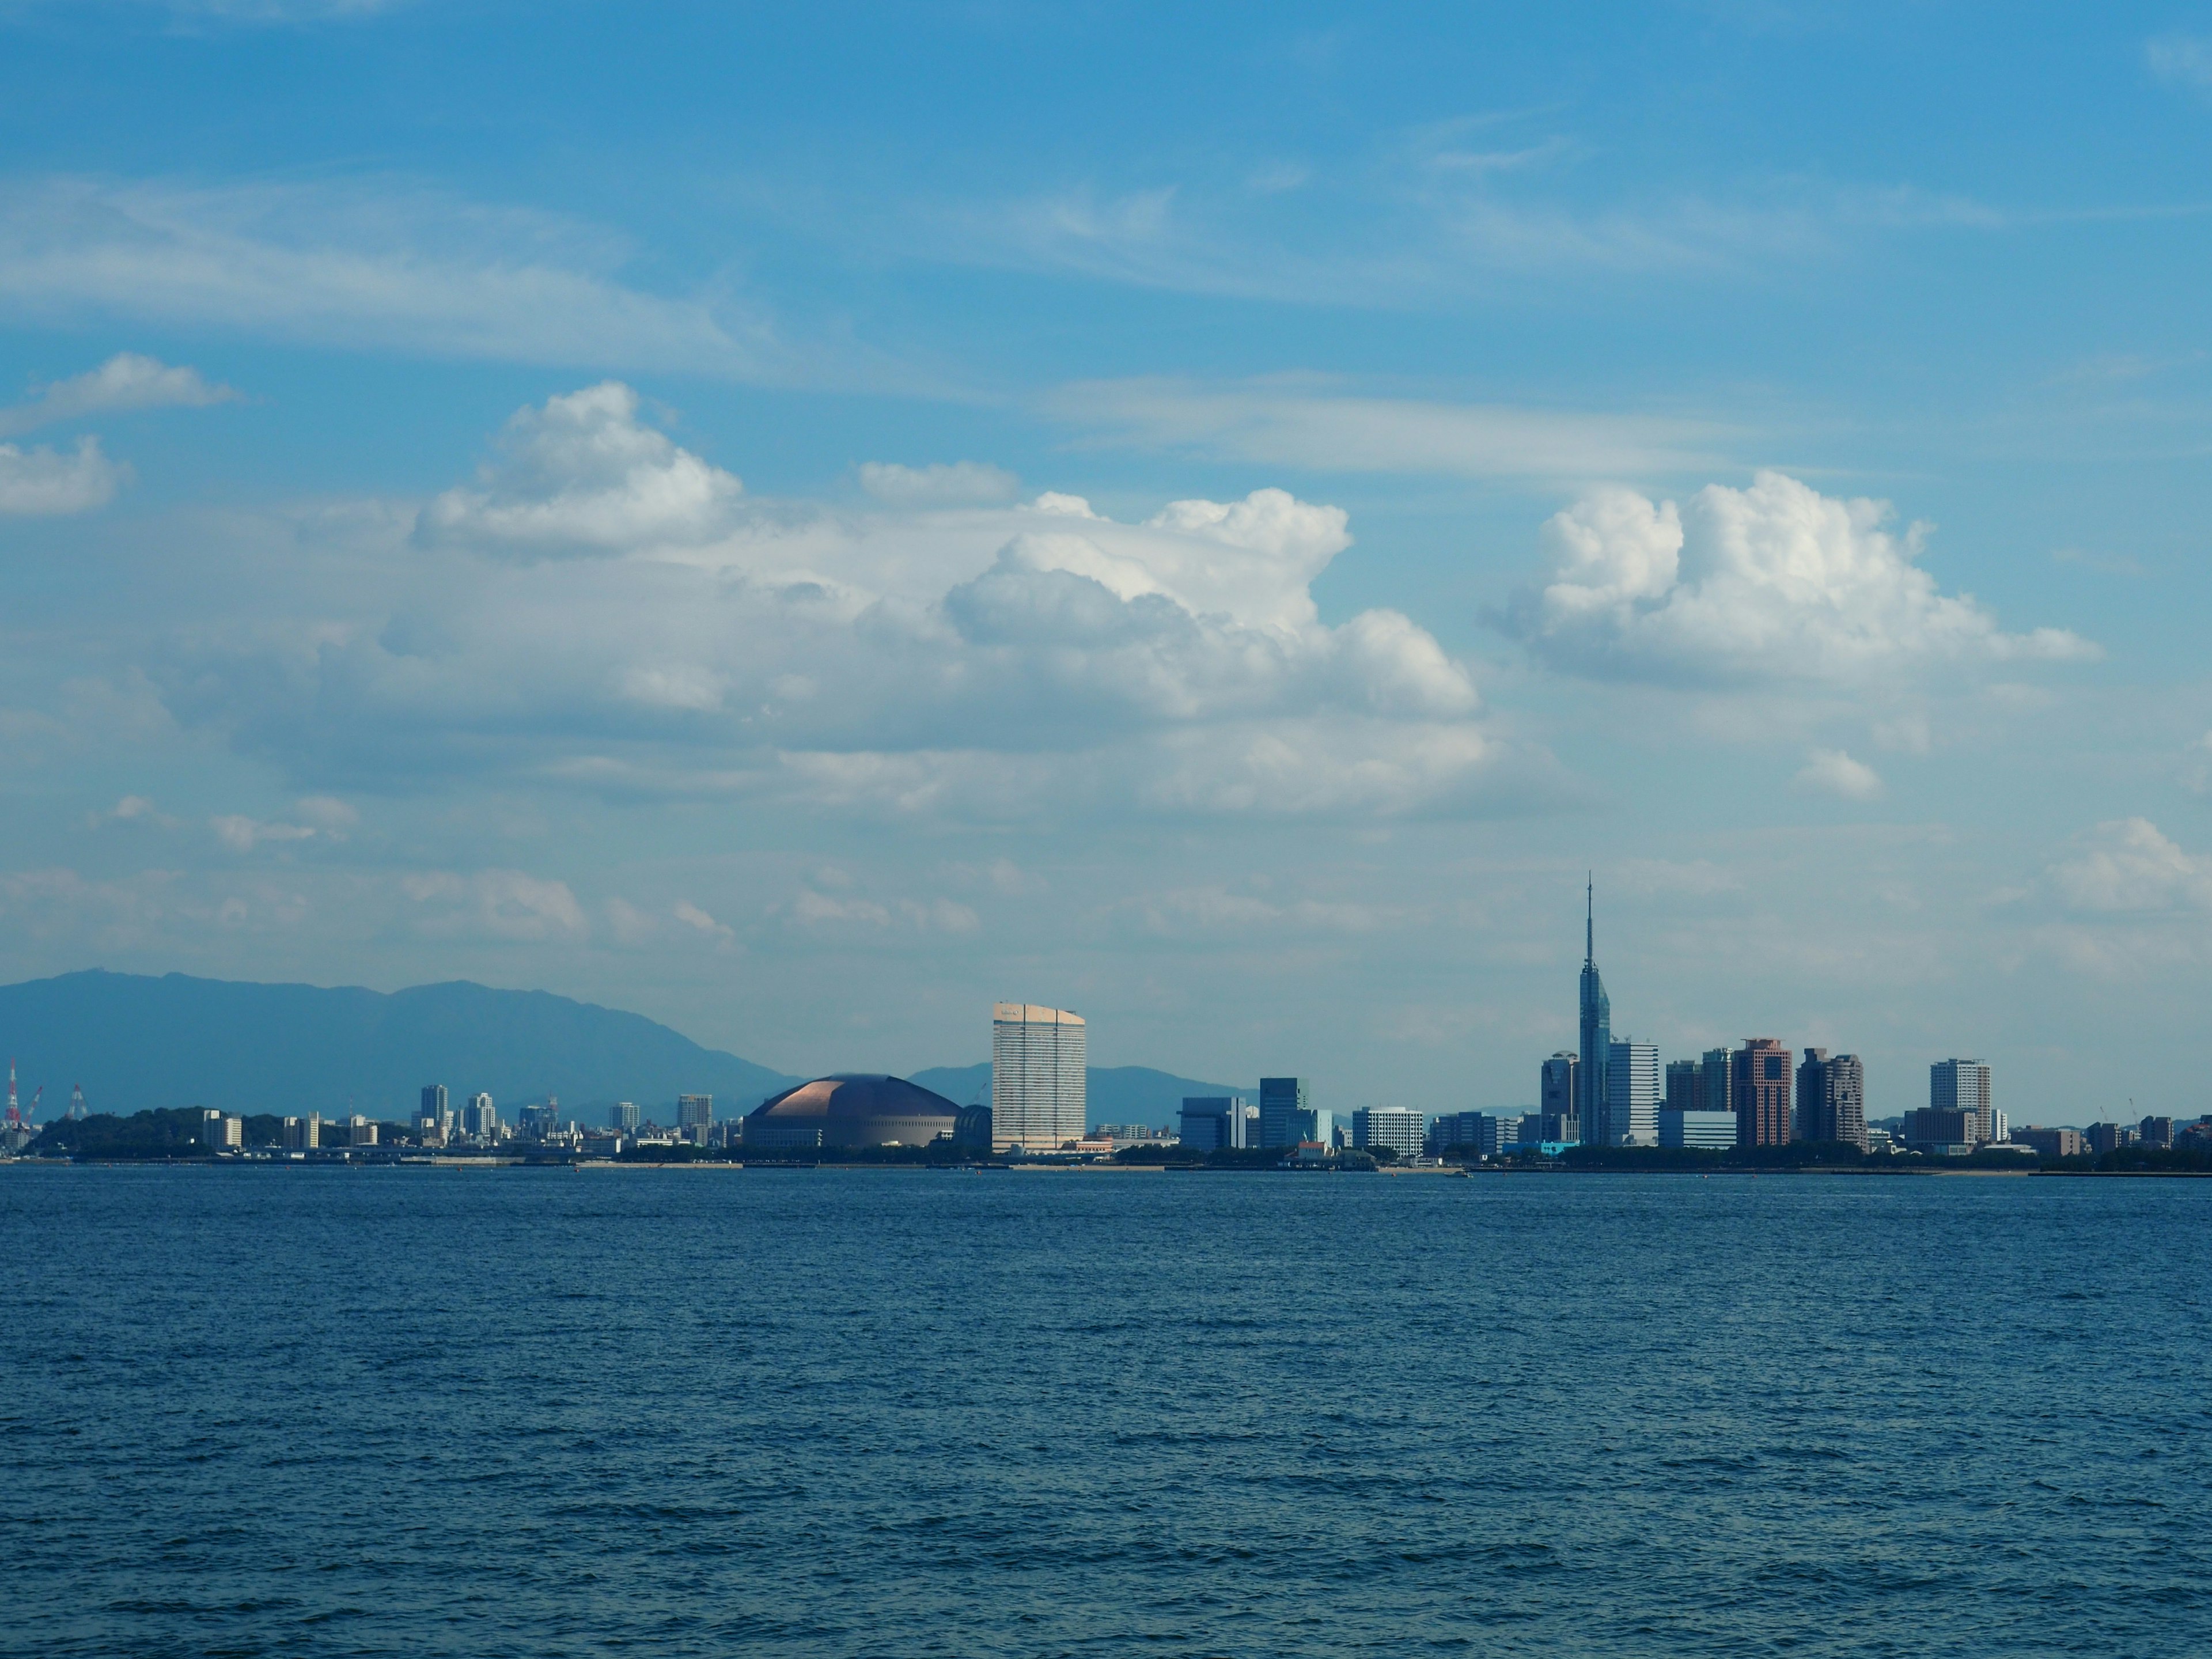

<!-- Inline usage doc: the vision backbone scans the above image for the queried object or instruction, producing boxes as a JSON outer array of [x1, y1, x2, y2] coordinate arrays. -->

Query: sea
[[3, 1164, 2208, 1657]]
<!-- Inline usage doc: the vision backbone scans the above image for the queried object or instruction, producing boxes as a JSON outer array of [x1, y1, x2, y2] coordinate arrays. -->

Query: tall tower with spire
[[1578, 876, 1610, 1143]]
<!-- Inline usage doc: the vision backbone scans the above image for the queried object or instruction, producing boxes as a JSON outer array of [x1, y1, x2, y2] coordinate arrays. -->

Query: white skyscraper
[[1605, 1040, 1660, 1146], [992, 1003, 1086, 1154]]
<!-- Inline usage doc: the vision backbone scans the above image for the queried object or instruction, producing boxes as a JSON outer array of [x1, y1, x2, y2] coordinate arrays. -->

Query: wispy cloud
[[0, 177, 836, 383], [2148, 35, 2212, 95], [1044, 376, 1733, 481]]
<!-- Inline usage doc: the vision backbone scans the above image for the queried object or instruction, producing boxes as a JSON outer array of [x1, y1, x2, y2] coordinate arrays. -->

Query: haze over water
[[7, 1168, 2208, 1655]]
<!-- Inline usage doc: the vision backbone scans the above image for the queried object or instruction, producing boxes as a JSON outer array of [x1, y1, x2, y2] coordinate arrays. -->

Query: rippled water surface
[[4, 1165, 2209, 1657]]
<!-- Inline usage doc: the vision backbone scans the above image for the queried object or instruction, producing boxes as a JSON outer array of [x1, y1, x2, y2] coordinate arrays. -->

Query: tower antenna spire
[[1585, 872, 1594, 964]]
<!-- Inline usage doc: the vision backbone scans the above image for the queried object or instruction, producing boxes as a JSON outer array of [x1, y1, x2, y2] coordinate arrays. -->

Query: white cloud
[[211, 814, 319, 852], [402, 868, 588, 940], [0, 178, 796, 380], [2149, 36, 2212, 94], [418, 382, 743, 555], [167, 383, 1501, 821], [0, 437, 128, 514], [672, 899, 733, 939], [1048, 377, 1730, 480], [1794, 748, 1884, 801], [293, 795, 359, 832], [858, 461, 1019, 505], [0, 353, 238, 438], [1503, 471, 2098, 684], [2048, 819, 2212, 913]]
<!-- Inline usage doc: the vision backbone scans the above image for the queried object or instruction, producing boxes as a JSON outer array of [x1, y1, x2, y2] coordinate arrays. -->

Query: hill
[[0, 969, 801, 1123]]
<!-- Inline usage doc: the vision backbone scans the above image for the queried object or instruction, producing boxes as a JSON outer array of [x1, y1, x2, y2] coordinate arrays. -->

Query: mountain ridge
[[0, 970, 1252, 1131]]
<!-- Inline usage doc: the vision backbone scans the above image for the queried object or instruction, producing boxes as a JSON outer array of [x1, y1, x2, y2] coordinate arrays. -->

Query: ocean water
[[3, 1165, 2209, 1658]]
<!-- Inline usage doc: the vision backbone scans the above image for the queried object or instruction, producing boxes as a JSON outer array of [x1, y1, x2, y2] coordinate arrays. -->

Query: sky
[[2, 1, 2211, 1123]]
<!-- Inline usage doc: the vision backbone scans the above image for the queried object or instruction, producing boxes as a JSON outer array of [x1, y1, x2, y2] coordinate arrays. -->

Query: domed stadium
[[741, 1074, 967, 1152]]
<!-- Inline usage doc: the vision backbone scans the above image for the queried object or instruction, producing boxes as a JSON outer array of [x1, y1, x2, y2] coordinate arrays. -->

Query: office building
[[1541, 1053, 1578, 1120], [421, 1084, 447, 1120], [348, 1115, 378, 1147], [992, 1003, 1086, 1154], [199, 1109, 241, 1152], [1664, 1060, 1704, 1115], [1528, 1111, 1580, 1145], [1427, 1111, 1480, 1157], [1259, 1077, 1310, 1150], [1797, 1050, 1868, 1152], [1578, 880, 1611, 1141], [1702, 1047, 1733, 1123], [2085, 1122, 2135, 1155], [677, 1094, 714, 1141], [610, 1100, 641, 1134], [1478, 1112, 1531, 1156], [1904, 1107, 1976, 1151], [1179, 1096, 1247, 1152], [1930, 1059, 1994, 1144], [1732, 1040, 1793, 1146], [2013, 1126, 2084, 1158], [463, 1092, 497, 1140], [1353, 1107, 1425, 1160], [1660, 1110, 1738, 1149], [282, 1115, 319, 1151], [1603, 1040, 1659, 1146], [2141, 1116, 2175, 1150]]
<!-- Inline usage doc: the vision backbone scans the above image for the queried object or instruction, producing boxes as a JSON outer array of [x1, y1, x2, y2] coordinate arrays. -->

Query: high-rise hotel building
[[992, 1003, 1086, 1154]]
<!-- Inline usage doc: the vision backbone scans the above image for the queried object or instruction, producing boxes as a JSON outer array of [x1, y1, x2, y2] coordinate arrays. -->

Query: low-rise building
[[2014, 1126, 2085, 1159], [1660, 1109, 1737, 1149]]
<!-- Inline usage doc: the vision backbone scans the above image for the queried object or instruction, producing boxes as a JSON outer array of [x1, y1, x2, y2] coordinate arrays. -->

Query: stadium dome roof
[[745, 1074, 963, 1150]]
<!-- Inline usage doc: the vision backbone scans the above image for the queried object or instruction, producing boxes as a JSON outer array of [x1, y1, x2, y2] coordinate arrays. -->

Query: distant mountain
[[0, 970, 801, 1123], [907, 1063, 1252, 1130]]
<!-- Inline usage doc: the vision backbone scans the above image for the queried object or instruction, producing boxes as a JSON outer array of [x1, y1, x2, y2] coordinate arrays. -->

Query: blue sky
[[3, 1, 2211, 1122]]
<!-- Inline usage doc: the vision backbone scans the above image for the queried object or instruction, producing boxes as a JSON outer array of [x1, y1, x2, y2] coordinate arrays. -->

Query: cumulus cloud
[[0, 437, 129, 514], [166, 382, 1501, 820], [0, 353, 239, 437], [1502, 471, 2097, 684], [2048, 819, 2212, 913], [858, 460, 1019, 505], [1794, 748, 1883, 801], [417, 382, 743, 555]]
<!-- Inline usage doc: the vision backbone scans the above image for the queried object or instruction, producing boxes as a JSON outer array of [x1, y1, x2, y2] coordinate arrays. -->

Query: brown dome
[[744, 1074, 960, 1151]]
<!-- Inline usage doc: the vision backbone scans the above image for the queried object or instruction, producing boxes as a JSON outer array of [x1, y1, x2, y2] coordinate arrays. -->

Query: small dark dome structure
[[743, 1074, 961, 1152]]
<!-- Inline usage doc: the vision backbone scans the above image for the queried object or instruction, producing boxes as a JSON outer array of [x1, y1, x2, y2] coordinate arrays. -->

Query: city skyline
[[1, 9, 2208, 1122]]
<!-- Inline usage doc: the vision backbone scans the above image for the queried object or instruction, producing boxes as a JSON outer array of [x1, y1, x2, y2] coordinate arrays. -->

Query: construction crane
[[25, 1085, 39, 1124]]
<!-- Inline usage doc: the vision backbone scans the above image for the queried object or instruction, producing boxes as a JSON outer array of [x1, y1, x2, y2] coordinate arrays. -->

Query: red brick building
[[1732, 1038, 1794, 1146]]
